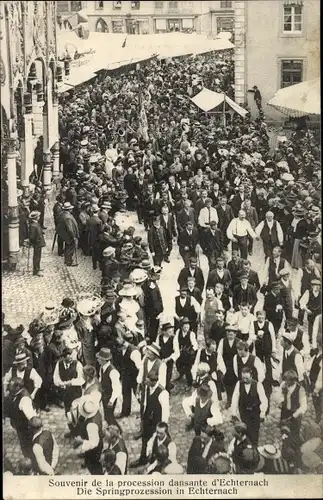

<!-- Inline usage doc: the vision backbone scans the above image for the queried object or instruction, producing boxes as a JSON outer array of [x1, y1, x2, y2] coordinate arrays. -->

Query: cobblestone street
[[3, 193, 316, 474]]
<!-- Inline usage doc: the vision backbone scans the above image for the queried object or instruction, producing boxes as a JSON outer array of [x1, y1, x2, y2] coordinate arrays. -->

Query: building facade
[[1, 1, 60, 269], [235, 0, 320, 119], [61, 1, 234, 36]]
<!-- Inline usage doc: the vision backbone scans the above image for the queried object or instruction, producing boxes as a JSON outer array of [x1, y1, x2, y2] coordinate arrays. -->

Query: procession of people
[[3, 48, 322, 476]]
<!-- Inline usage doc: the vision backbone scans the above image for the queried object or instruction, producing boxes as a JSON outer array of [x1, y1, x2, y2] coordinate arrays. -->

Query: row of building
[[57, 1, 235, 36]]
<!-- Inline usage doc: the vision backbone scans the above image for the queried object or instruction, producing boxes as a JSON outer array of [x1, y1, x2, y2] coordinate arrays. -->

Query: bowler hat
[[162, 322, 174, 330], [96, 347, 112, 361]]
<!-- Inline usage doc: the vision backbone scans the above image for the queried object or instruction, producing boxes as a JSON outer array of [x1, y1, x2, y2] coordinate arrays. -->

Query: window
[[71, 1, 82, 10], [112, 20, 124, 32], [220, 1, 232, 8], [96, 18, 109, 32], [131, 1, 140, 9], [182, 18, 193, 29], [156, 18, 167, 30], [168, 1, 178, 11], [113, 1, 122, 9], [281, 59, 303, 88], [167, 19, 181, 31], [95, 1, 104, 9], [283, 4, 302, 32], [57, 1, 70, 13], [155, 1, 164, 8]]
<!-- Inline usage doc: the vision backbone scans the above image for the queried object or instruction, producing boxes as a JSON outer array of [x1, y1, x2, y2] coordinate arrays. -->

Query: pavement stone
[[2, 195, 317, 474]]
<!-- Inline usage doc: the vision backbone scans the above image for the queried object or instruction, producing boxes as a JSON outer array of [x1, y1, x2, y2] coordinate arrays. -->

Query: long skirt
[[291, 239, 303, 269]]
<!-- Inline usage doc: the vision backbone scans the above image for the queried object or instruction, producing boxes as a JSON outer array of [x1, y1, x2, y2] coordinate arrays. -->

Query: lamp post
[[5, 138, 20, 271], [43, 148, 53, 192]]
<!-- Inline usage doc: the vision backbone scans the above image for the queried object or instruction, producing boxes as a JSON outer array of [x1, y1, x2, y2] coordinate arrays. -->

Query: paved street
[[3, 193, 316, 474]]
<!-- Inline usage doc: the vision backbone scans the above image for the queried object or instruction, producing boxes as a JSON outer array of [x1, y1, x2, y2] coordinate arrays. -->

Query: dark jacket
[[29, 221, 45, 248], [177, 208, 197, 233], [86, 214, 102, 250], [177, 228, 199, 254], [216, 203, 234, 232], [233, 284, 257, 310], [147, 225, 168, 255], [160, 213, 177, 241], [56, 211, 79, 244], [178, 266, 205, 291], [230, 193, 245, 217]]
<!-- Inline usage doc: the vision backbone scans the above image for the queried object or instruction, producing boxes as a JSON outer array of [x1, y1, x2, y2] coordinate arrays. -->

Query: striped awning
[[283, 0, 303, 5]]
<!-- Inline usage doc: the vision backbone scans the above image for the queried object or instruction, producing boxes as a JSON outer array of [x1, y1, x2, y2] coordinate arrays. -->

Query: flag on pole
[[122, 36, 127, 48]]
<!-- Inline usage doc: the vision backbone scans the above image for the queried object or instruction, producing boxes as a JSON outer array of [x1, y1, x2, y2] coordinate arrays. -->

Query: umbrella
[[267, 78, 320, 117]]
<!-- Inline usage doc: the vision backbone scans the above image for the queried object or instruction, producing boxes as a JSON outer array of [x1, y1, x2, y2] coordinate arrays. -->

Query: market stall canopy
[[267, 78, 320, 117], [190, 88, 248, 116]]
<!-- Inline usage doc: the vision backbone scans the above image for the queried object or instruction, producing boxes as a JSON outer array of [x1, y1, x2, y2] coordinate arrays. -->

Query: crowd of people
[[4, 49, 322, 476]]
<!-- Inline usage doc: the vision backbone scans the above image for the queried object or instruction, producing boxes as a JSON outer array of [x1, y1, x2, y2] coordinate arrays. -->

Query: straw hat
[[78, 396, 100, 419], [129, 268, 148, 284], [76, 297, 102, 317], [13, 352, 30, 364], [146, 342, 161, 357], [258, 444, 281, 459], [62, 202, 74, 211], [96, 347, 112, 362], [118, 283, 140, 297], [103, 247, 116, 258]]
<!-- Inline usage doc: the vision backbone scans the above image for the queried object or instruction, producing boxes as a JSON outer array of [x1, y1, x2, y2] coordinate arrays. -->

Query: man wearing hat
[[96, 347, 122, 431], [147, 216, 168, 267], [227, 422, 255, 473], [177, 219, 199, 267], [299, 279, 322, 344], [156, 323, 179, 392], [56, 202, 79, 266], [263, 281, 285, 336], [202, 220, 224, 270], [28, 211, 46, 277], [279, 332, 305, 383], [285, 317, 310, 357], [233, 271, 258, 313], [30, 416, 59, 475], [4, 351, 43, 403], [142, 273, 164, 342], [159, 205, 177, 263], [101, 247, 119, 288], [85, 204, 103, 270], [187, 426, 226, 474], [257, 444, 290, 474], [174, 317, 198, 389], [230, 366, 268, 446], [114, 335, 142, 418], [53, 347, 84, 436], [184, 382, 223, 436], [278, 369, 307, 444], [130, 372, 170, 468], [146, 421, 177, 474], [72, 395, 104, 475]]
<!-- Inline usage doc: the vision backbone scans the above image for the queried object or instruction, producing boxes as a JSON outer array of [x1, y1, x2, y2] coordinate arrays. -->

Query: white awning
[[267, 78, 320, 117], [190, 88, 248, 116]]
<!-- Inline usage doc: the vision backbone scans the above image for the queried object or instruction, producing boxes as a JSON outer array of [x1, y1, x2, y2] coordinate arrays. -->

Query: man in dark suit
[[86, 205, 103, 270], [148, 216, 168, 267], [160, 205, 177, 263], [187, 426, 226, 473], [28, 211, 46, 277], [177, 200, 196, 233], [177, 256, 205, 291], [241, 260, 261, 292], [207, 256, 232, 292], [53, 194, 64, 256], [143, 192, 159, 230], [216, 195, 234, 249], [233, 273, 258, 312], [178, 221, 199, 267], [227, 250, 244, 290], [231, 185, 246, 217], [202, 220, 224, 270], [134, 171, 148, 225]]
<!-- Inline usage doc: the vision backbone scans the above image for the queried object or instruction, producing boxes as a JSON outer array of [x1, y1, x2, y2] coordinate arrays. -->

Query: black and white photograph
[[1, 0, 321, 496]]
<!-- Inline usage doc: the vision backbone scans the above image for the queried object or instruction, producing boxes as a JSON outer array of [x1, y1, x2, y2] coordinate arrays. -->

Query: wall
[[245, 0, 320, 119], [0, 2, 11, 124]]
